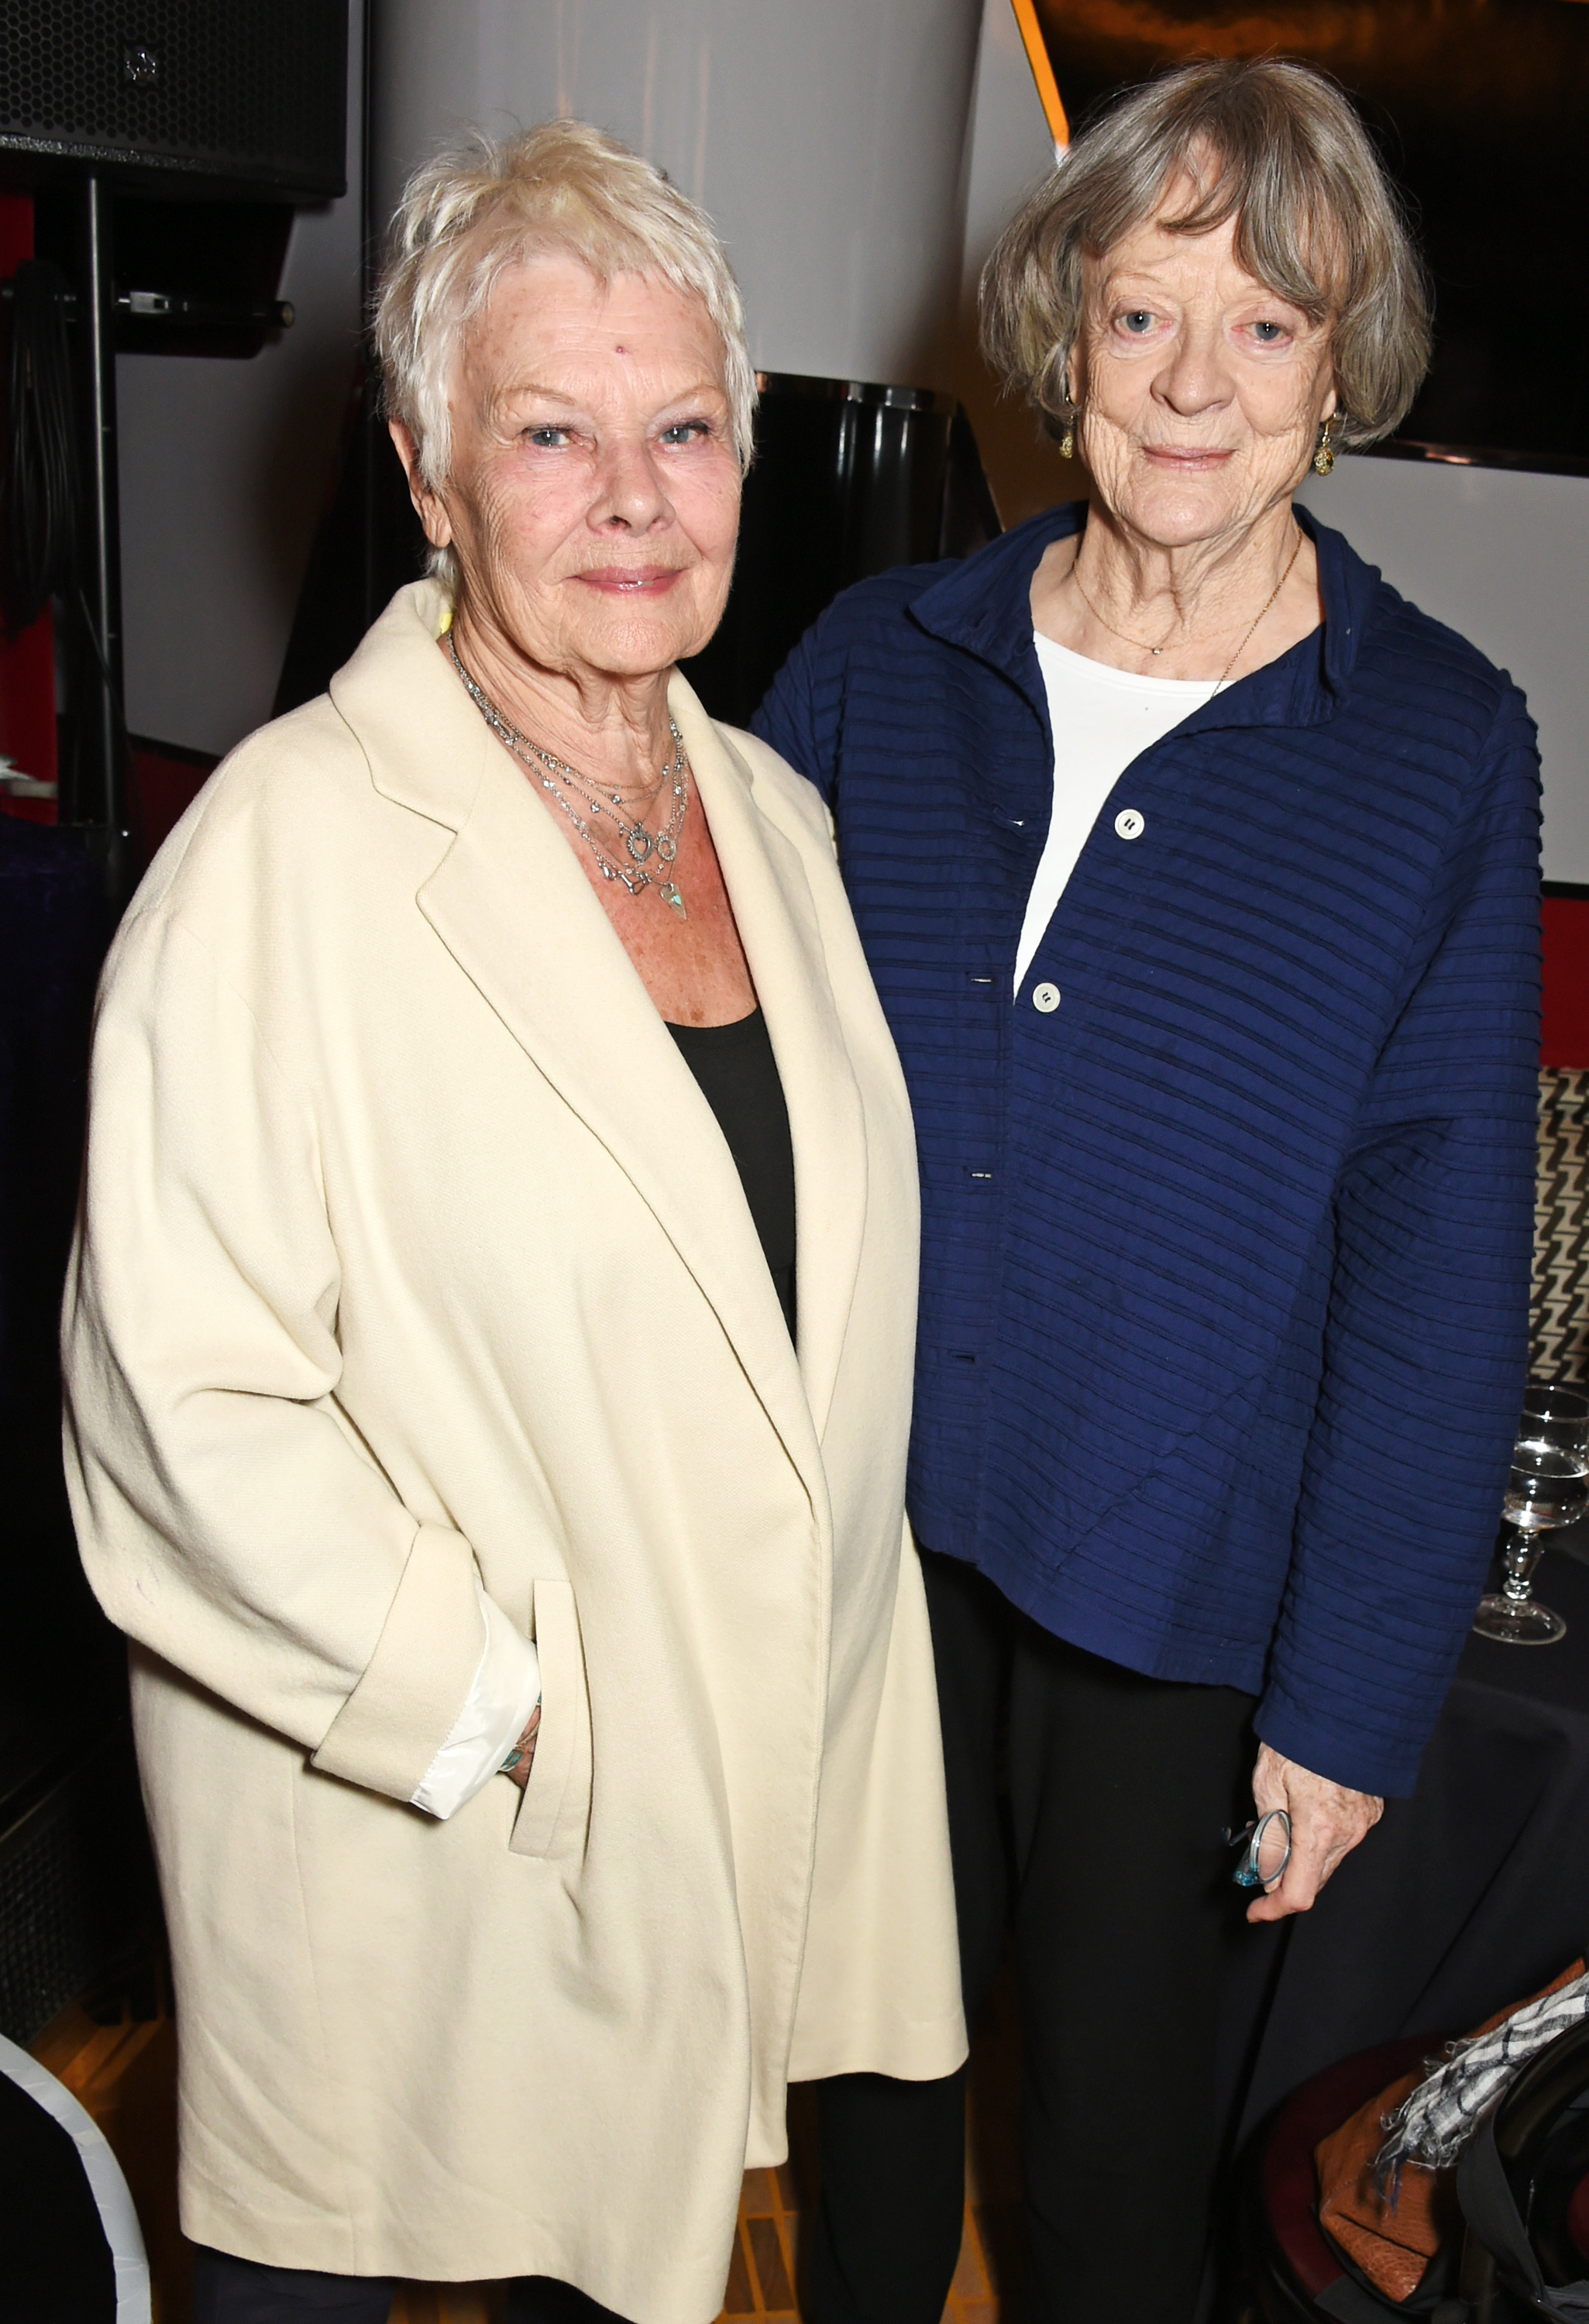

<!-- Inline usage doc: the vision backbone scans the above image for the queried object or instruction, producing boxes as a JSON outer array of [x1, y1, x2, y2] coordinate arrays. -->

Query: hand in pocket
[[505, 1704, 541, 1792]]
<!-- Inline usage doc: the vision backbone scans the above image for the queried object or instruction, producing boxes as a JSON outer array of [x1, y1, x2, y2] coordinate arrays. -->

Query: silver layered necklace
[[447, 631, 691, 920]]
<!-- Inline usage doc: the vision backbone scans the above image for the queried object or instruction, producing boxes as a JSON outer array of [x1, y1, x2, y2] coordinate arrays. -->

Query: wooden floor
[[33, 1965, 1025, 2324], [631, 2145, 1009, 2324], [382, 2146, 1013, 2324]]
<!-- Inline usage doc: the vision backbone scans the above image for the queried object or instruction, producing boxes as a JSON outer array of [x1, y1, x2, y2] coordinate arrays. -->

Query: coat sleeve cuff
[[1254, 1683, 1428, 1801], [310, 1522, 486, 1801], [409, 1589, 542, 1819]]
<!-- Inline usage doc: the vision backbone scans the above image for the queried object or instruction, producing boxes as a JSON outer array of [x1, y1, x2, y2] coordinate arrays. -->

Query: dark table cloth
[[1222, 1544, 1589, 2150]]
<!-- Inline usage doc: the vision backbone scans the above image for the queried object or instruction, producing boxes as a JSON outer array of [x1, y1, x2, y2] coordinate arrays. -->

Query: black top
[[666, 1008, 796, 1339]]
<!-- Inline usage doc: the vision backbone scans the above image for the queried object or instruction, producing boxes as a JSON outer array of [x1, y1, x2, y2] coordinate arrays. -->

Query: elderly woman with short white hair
[[62, 122, 965, 2324], [756, 57, 1541, 2324]]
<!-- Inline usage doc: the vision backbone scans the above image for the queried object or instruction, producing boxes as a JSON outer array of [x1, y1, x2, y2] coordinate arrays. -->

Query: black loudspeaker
[[681, 376, 1000, 727], [0, 0, 347, 200]]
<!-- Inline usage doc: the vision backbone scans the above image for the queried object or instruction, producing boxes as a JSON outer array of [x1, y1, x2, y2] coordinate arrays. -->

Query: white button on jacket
[[1033, 983, 1061, 1013], [1114, 808, 1146, 841]]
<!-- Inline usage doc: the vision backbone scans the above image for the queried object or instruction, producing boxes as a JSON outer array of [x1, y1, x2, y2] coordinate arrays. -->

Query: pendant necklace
[[1069, 525, 1304, 688], [448, 633, 690, 919]]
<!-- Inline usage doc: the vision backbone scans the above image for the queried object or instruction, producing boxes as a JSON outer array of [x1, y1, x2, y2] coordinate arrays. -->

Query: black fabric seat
[[0, 2047, 119, 2322], [1457, 2016, 1589, 2322]]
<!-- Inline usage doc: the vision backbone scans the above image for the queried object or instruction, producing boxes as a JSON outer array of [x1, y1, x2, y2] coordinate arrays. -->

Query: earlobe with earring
[[1058, 399, 1078, 462], [1313, 413, 1343, 476]]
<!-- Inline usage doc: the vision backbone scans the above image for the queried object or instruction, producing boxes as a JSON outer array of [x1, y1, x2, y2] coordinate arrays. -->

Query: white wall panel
[[373, 0, 983, 390], [1298, 456, 1589, 885], [951, 0, 1075, 527], [959, 0, 1055, 301]]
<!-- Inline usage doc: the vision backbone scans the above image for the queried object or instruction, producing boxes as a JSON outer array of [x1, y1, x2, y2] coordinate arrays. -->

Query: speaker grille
[[0, 0, 346, 197], [0, 1742, 159, 2047]]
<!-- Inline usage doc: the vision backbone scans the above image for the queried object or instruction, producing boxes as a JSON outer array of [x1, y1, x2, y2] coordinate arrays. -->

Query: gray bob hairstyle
[[981, 57, 1431, 449], [375, 118, 756, 583]]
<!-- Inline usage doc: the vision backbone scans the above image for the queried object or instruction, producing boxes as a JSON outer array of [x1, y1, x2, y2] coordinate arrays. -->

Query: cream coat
[[61, 582, 965, 2318]]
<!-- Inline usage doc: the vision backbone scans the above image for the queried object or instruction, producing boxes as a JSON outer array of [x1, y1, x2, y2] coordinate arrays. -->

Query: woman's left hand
[[1244, 1744, 1383, 1923]]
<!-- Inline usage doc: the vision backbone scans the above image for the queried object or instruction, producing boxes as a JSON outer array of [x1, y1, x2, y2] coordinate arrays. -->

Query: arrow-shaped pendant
[[659, 882, 687, 920]]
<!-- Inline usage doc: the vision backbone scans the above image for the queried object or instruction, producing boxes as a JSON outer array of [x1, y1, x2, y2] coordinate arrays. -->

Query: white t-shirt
[[1013, 632, 1221, 996]]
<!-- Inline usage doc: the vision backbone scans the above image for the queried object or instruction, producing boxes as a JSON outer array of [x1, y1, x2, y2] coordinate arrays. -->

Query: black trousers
[[191, 2064, 966, 2324], [920, 1547, 1259, 2324]]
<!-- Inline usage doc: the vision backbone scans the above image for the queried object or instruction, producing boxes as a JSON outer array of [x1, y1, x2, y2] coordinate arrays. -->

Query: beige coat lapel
[[330, 587, 841, 1499], [668, 679, 868, 1447]]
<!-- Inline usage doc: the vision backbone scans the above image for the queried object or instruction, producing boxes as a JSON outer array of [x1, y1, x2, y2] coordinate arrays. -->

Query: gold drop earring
[[1058, 396, 1078, 462], [1313, 413, 1342, 476]]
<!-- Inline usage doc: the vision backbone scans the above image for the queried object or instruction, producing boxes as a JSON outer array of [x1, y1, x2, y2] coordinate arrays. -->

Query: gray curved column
[[371, 0, 985, 389]]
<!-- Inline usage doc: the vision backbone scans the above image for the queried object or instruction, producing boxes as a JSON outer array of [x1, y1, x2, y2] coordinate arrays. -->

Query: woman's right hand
[[505, 1704, 542, 1792], [1244, 1742, 1381, 1923]]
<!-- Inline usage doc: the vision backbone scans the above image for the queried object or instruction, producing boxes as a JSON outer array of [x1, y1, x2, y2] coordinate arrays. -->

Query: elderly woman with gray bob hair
[[755, 56, 1539, 2323], [62, 122, 968, 2324]]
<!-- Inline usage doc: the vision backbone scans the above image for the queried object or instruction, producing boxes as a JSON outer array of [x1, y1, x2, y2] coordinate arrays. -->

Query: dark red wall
[[1543, 892, 1589, 1068], [127, 741, 215, 860], [0, 193, 58, 823]]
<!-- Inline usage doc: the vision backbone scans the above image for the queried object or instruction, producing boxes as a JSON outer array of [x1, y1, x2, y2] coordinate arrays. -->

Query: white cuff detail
[[408, 1581, 542, 1820]]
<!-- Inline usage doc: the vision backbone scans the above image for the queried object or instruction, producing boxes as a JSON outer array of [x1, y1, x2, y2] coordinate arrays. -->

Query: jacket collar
[[328, 582, 858, 1493], [907, 495, 1381, 741]]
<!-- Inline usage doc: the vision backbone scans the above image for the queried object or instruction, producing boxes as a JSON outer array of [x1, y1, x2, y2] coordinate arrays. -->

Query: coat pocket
[[508, 1575, 592, 1863]]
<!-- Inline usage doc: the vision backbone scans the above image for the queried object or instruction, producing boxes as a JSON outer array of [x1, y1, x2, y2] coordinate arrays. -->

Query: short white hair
[[375, 119, 756, 586]]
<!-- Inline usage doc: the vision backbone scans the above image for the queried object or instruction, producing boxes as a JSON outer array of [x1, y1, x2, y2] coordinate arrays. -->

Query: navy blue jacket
[[753, 500, 1540, 1796]]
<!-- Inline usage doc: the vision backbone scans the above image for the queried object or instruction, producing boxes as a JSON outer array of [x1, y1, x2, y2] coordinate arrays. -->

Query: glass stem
[[1501, 1522, 1543, 1602]]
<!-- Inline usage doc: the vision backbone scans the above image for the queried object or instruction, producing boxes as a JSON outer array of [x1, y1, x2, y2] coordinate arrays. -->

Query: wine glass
[[1472, 1441, 1585, 1645], [1518, 1382, 1589, 1463]]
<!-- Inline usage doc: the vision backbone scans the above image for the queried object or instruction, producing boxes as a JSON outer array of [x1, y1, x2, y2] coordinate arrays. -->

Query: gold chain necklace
[[1069, 526, 1304, 689]]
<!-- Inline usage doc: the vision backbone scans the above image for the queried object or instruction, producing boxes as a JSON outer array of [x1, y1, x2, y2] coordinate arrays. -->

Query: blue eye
[[1122, 310, 1154, 333], [659, 421, 709, 445], [525, 426, 569, 448], [1251, 321, 1285, 343]]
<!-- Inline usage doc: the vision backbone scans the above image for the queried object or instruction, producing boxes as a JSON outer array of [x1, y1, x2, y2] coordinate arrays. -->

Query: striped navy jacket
[[752, 500, 1540, 1796]]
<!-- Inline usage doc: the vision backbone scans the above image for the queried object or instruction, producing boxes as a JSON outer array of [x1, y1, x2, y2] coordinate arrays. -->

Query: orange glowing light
[[1009, 0, 1071, 147]]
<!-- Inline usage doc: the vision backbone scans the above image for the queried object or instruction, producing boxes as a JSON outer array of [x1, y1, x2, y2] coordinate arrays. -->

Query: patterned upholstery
[[1532, 1071, 1589, 1384]]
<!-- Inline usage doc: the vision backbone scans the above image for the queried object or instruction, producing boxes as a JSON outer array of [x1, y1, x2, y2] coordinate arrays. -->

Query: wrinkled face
[[399, 252, 742, 681], [1074, 188, 1339, 549]]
